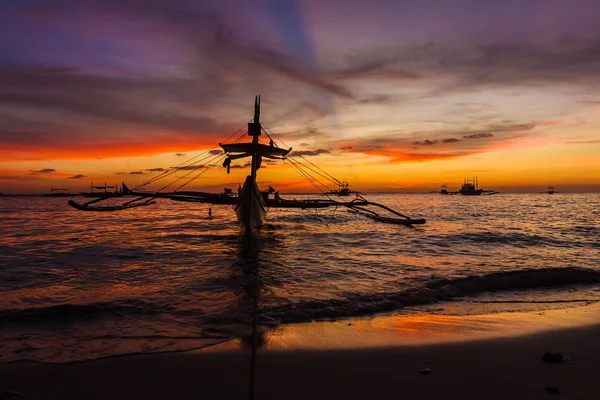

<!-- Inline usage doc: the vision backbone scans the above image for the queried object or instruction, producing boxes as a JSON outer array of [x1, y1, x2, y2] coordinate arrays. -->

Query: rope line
[[133, 121, 251, 190]]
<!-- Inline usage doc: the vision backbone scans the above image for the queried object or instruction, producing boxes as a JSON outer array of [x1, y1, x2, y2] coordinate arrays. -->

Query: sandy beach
[[2, 305, 600, 400]]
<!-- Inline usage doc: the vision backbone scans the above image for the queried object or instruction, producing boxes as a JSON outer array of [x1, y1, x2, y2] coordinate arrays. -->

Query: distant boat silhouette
[[440, 183, 458, 195], [324, 181, 360, 197], [547, 186, 555, 194], [458, 177, 497, 196], [80, 182, 125, 198], [44, 187, 78, 197]]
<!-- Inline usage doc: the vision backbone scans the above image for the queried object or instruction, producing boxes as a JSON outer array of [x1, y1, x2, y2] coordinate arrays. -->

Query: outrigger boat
[[68, 96, 425, 233]]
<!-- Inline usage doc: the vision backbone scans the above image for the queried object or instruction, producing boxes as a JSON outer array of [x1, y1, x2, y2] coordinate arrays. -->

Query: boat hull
[[459, 189, 483, 195], [235, 175, 267, 233]]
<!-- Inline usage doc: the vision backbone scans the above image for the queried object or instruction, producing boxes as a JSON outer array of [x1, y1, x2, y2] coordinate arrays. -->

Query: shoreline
[[2, 304, 600, 399]]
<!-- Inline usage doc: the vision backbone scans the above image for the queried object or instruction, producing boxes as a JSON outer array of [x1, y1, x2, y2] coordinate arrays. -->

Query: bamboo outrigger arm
[[67, 191, 425, 225]]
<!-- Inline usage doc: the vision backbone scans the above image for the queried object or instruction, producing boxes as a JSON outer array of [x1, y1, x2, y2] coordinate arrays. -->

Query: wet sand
[[2, 305, 600, 400]]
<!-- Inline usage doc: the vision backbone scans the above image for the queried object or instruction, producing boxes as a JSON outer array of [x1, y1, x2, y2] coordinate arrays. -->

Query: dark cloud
[[116, 171, 145, 175], [67, 174, 87, 179], [442, 138, 461, 143], [209, 150, 223, 155], [463, 133, 494, 139], [175, 153, 187, 157], [565, 139, 600, 144], [170, 165, 206, 171], [343, 120, 536, 162], [145, 168, 168, 172], [412, 139, 438, 146], [357, 94, 400, 104], [0, 69, 226, 135], [341, 146, 353, 150], [230, 162, 252, 169], [30, 168, 56, 174], [330, 36, 600, 92], [291, 149, 331, 157]]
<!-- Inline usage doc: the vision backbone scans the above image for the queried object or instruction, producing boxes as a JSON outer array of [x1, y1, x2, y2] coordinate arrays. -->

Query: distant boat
[[80, 182, 125, 198], [44, 187, 79, 197], [440, 183, 458, 195], [325, 181, 359, 197], [547, 186, 555, 194], [458, 177, 497, 196]]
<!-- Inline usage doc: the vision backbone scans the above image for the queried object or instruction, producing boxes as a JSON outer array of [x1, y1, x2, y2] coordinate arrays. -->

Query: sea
[[1, 193, 599, 363]]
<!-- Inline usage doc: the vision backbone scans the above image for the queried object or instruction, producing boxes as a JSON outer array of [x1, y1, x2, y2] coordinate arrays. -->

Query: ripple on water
[[0, 193, 599, 362]]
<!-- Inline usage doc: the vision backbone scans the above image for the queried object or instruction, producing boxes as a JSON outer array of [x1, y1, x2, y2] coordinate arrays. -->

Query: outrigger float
[[68, 96, 425, 233]]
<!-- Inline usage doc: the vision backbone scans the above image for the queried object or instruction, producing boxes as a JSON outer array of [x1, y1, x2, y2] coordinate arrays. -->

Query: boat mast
[[248, 95, 261, 180]]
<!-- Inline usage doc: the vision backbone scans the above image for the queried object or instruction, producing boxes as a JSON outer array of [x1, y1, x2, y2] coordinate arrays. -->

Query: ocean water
[[1, 193, 599, 362]]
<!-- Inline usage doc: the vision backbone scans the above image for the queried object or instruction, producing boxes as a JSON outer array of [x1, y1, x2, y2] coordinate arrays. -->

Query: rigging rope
[[174, 154, 228, 192], [286, 155, 340, 187], [157, 151, 227, 192], [285, 158, 334, 200], [132, 121, 251, 191], [262, 123, 343, 186]]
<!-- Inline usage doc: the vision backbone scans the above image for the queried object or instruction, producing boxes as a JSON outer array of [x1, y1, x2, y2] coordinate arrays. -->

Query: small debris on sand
[[542, 352, 565, 363]]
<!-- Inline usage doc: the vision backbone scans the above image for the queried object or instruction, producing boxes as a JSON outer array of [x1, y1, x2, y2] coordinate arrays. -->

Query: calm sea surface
[[1, 193, 599, 362]]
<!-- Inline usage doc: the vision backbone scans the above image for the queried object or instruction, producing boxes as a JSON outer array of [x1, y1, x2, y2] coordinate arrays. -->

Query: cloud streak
[[291, 149, 331, 157], [341, 121, 537, 162], [30, 168, 56, 174]]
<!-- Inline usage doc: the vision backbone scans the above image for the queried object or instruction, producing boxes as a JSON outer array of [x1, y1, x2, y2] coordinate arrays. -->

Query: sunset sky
[[1, 0, 599, 193]]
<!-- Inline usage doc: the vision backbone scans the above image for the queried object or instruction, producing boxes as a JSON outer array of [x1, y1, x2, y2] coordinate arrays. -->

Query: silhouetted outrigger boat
[[68, 96, 426, 233]]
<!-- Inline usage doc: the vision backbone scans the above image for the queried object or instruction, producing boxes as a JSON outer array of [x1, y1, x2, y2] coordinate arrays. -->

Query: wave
[[435, 231, 578, 248], [4, 267, 600, 332], [0, 299, 171, 325], [261, 267, 600, 323]]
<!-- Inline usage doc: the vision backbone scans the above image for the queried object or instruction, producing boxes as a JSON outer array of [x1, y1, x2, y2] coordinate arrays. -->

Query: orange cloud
[[0, 132, 226, 162]]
